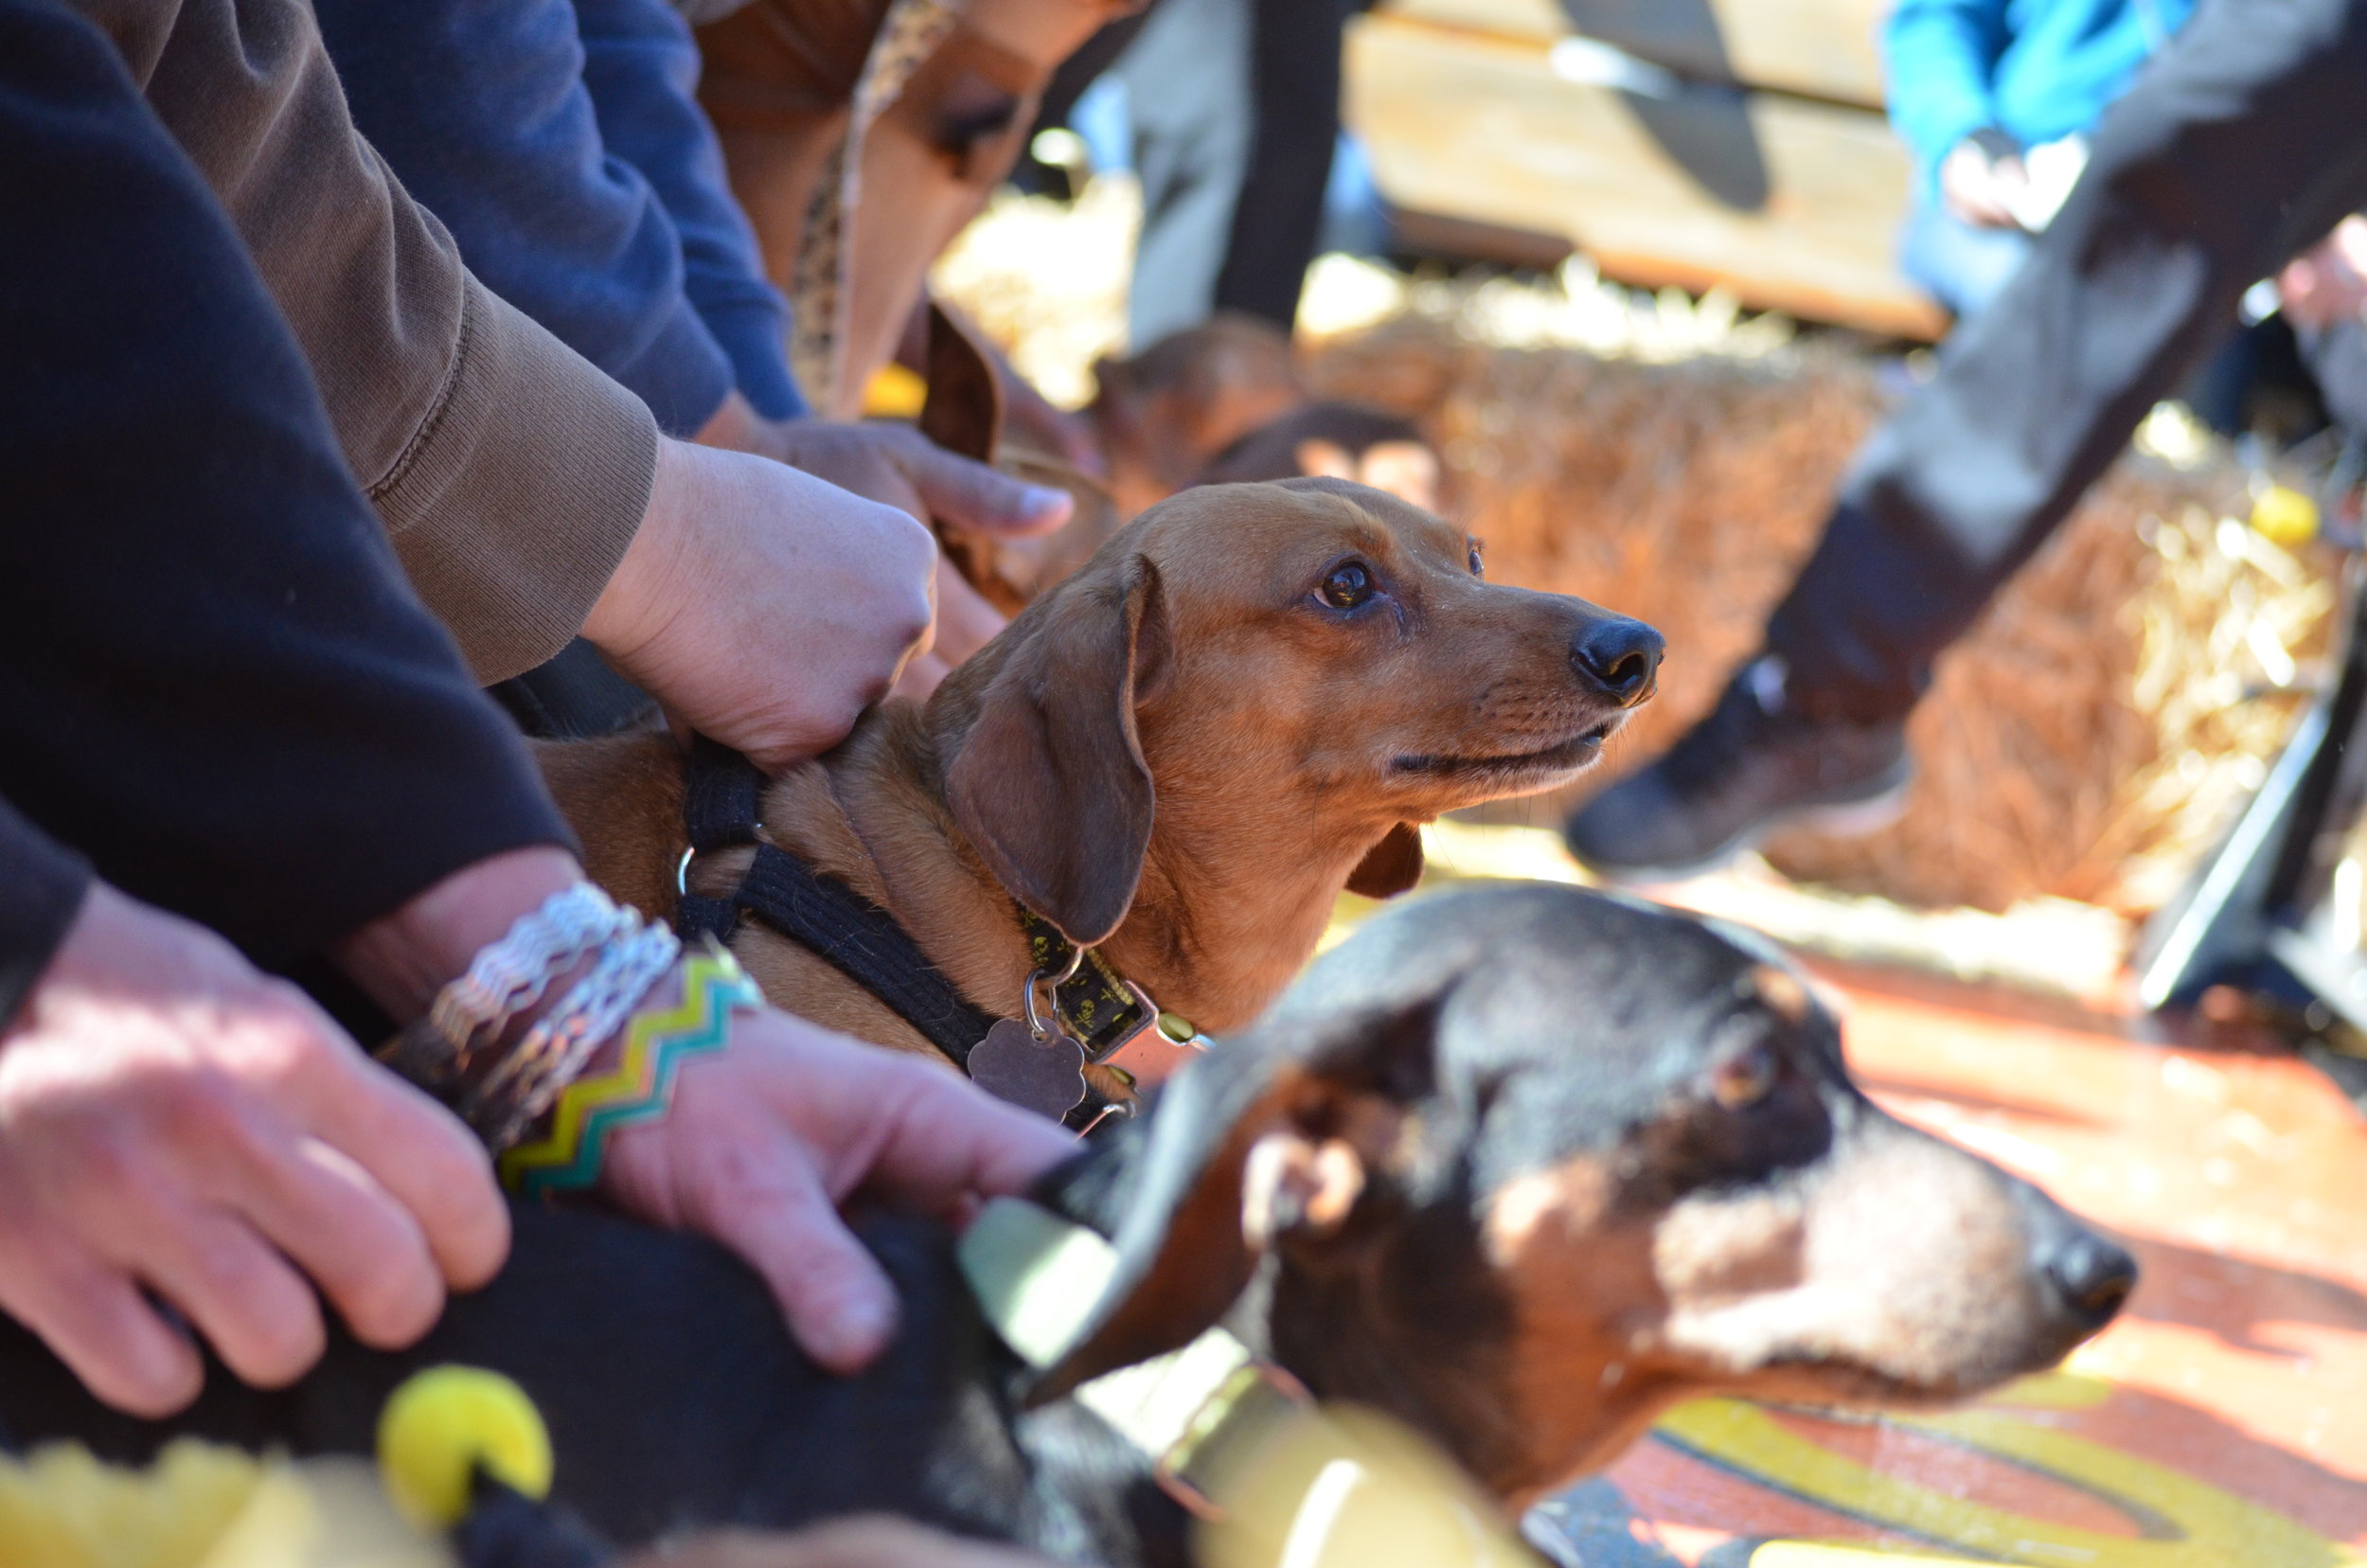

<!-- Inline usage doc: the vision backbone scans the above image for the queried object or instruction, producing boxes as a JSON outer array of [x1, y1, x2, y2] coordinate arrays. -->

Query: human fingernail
[[1023, 485, 1070, 515], [827, 1292, 896, 1365]]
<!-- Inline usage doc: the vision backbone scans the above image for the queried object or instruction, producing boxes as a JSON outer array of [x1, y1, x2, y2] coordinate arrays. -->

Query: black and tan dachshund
[[0, 884, 2134, 1564]]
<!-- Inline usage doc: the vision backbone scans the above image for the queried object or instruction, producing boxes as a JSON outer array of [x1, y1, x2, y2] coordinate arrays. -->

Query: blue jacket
[[1882, 0, 2196, 189], [318, 0, 806, 435]]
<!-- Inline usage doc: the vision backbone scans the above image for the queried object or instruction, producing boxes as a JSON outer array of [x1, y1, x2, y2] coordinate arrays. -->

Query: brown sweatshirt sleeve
[[72, 0, 660, 683]]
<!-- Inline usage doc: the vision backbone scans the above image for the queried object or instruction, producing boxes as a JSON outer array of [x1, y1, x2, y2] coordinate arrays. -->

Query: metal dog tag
[[969, 1019, 1087, 1119]]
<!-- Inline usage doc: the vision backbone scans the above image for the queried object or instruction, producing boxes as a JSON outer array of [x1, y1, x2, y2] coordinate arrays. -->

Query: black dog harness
[[671, 739, 1201, 1126]]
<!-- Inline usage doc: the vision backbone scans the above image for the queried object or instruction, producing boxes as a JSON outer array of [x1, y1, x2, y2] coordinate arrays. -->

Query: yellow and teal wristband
[[498, 943, 760, 1199]]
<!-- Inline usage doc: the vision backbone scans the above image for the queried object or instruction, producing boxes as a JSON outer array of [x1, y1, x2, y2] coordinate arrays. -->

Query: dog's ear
[[1026, 998, 1438, 1403], [919, 298, 1002, 463], [919, 301, 1019, 606], [1345, 822, 1424, 900], [947, 556, 1169, 946]]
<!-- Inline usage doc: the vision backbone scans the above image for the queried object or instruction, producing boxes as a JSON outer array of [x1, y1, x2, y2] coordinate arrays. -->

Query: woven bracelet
[[499, 944, 761, 1199]]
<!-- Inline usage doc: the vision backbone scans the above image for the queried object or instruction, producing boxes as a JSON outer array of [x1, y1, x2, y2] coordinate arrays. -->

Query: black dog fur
[[0, 884, 2134, 1563]]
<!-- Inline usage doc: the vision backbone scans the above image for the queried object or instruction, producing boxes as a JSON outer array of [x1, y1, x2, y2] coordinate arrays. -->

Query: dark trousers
[[1769, 0, 2367, 723], [1115, 0, 1345, 345]]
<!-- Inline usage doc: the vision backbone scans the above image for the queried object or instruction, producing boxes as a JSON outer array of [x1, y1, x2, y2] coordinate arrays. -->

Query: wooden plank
[[1374, 0, 1891, 111], [1344, 13, 1948, 340]]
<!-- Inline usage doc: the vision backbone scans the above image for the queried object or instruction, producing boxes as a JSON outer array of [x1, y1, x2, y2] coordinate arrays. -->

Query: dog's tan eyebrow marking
[[1750, 966, 1812, 1025], [1482, 1158, 1616, 1266]]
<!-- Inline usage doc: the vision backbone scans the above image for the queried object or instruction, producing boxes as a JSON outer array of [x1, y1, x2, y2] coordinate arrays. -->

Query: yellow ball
[[862, 363, 929, 420], [376, 1366, 553, 1530], [2251, 483, 2320, 547]]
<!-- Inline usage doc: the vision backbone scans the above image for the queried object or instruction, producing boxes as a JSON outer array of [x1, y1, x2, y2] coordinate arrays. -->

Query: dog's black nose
[[2038, 1231, 2138, 1330], [1572, 617, 1664, 708]]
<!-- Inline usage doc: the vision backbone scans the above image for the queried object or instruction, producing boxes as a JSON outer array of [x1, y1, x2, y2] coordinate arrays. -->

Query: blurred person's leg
[[1118, 0, 1343, 345], [1016, 0, 1159, 192], [2299, 318, 2367, 435], [1211, 0, 1345, 329], [1567, 0, 2367, 878], [1897, 198, 2036, 321], [1120, 0, 1254, 345]]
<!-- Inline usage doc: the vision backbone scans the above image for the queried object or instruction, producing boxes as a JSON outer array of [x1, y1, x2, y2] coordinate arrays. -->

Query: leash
[[671, 739, 1203, 1125]]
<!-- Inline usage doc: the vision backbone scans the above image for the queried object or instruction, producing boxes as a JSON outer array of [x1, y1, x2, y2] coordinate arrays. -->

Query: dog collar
[[670, 739, 1203, 1126], [958, 1196, 1308, 1517], [1016, 910, 1208, 1087]]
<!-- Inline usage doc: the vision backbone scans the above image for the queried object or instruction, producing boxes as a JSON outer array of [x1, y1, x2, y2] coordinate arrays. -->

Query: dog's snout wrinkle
[[1571, 617, 1664, 709]]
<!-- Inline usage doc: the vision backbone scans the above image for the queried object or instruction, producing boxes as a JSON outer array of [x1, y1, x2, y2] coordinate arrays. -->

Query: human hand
[[742, 416, 1073, 544], [0, 882, 507, 1416], [1939, 136, 2029, 229], [583, 438, 940, 772], [749, 418, 1067, 690], [896, 558, 1010, 699], [598, 1007, 1073, 1373], [628, 1517, 1072, 1568], [2279, 214, 2367, 329]]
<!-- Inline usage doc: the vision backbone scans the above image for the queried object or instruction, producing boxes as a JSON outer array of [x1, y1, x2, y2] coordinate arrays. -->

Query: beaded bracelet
[[499, 944, 760, 1199]]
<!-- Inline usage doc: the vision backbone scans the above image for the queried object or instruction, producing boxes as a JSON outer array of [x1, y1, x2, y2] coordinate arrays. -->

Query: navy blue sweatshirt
[[0, 0, 570, 1022], [316, 0, 807, 436]]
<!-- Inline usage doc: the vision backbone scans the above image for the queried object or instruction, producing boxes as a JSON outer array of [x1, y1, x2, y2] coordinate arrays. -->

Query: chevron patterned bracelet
[[498, 943, 762, 1199]]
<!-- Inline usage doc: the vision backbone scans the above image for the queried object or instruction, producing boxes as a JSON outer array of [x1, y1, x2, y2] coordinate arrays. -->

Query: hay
[[933, 187, 2340, 918]]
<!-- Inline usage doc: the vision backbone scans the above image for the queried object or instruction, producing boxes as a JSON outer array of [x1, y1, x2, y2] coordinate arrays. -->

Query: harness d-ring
[[1023, 945, 1088, 1040]]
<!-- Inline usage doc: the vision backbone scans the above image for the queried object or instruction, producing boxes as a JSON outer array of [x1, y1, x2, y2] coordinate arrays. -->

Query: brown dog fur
[[1089, 314, 1308, 520], [542, 478, 1656, 1085], [1089, 313, 1439, 522]]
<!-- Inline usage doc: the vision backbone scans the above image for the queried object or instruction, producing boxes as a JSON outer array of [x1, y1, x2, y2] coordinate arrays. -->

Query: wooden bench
[[1344, 0, 1950, 339]]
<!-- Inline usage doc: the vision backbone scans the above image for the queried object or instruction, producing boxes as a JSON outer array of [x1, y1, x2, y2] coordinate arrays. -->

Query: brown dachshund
[[1089, 313, 1437, 522], [541, 478, 1663, 1095]]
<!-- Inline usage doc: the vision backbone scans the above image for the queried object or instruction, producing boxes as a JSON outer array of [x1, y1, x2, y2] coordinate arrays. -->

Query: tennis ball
[[376, 1366, 553, 1530]]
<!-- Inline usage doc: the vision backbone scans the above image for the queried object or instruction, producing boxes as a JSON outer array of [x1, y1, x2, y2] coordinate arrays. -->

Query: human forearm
[[75, 0, 664, 683], [575, 0, 809, 419], [371, 279, 664, 681], [330, 847, 585, 1022], [317, 0, 745, 440], [0, 5, 573, 965], [1881, 0, 2007, 172]]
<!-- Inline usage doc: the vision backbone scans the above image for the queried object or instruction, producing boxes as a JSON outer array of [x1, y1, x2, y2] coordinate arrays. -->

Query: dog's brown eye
[[1320, 561, 1375, 609], [1711, 1042, 1778, 1109], [1468, 541, 1485, 578]]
